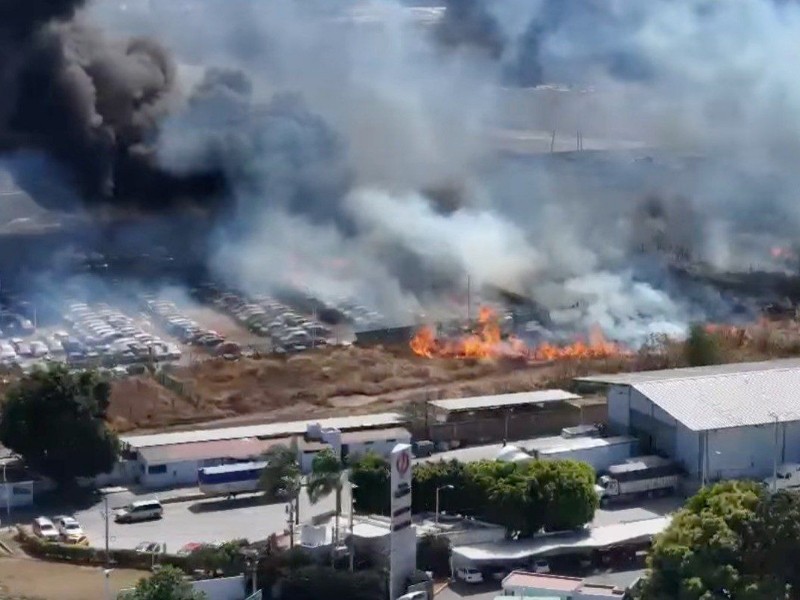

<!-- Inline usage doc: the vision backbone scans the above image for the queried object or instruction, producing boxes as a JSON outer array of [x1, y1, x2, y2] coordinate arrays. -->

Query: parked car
[[53, 515, 84, 543], [31, 516, 59, 542], [135, 541, 166, 554], [456, 567, 484, 584]]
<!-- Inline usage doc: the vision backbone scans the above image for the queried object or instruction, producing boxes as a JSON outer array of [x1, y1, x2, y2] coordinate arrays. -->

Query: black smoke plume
[[0, 0, 225, 212], [434, 0, 507, 60]]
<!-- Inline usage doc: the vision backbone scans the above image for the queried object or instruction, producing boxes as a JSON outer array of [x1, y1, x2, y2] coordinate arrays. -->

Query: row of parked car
[[141, 296, 225, 349], [32, 515, 88, 546], [62, 302, 181, 365], [206, 288, 334, 354]]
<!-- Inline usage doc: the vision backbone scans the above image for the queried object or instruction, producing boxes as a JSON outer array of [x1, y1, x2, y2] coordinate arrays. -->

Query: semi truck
[[596, 455, 682, 505]]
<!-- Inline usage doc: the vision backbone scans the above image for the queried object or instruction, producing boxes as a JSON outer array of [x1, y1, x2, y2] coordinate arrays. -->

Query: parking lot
[[70, 486, 346, 551]]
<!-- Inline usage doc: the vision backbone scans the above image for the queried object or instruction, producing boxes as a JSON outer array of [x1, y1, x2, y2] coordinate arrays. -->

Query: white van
[[114, 499, 164, 523], [456, 567, 484, 584]]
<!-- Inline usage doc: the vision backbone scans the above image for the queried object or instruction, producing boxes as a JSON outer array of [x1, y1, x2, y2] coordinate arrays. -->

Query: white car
[[31, 516, 59, 542], [456, 567, 484, 584], [532, 559, 551, 574], [53, 515, 84, 542]]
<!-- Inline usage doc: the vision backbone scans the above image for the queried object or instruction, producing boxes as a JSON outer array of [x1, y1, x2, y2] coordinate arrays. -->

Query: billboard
[[389, 443, 416, 600]]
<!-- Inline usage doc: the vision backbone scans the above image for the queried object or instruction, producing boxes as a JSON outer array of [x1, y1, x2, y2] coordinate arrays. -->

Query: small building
[[116, 412, 407, 489], [576, 358, 800, 482], [298, 426, 412, 472], [502, 571, 624, 599], [426, 390, 606, 445]]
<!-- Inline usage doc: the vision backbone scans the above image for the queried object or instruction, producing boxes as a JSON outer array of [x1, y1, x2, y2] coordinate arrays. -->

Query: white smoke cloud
[[79, 0, 800, 343]]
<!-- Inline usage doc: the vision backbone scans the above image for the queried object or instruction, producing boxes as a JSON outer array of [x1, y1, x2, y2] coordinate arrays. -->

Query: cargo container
[[597, 455, 682, 505]]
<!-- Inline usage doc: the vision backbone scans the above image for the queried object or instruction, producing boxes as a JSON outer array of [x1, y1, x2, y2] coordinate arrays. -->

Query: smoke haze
[[5, 0, 800, 343]]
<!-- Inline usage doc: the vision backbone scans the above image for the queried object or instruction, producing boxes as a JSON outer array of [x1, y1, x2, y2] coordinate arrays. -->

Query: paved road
[[69, 486, 347, 551]]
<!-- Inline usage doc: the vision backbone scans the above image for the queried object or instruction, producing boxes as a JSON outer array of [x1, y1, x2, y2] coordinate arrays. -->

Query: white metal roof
[[429, 390, 580, 412], [452, 517, 671, 561], [633, 367, 800, 431], [415, 435, 636, 465], [574, 358, 800, 386], [121, 412, 405, 449]]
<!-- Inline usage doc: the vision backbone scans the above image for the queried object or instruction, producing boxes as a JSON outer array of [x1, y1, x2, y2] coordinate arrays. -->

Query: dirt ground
[[107, 344, 579, 432], [0, 556, 146, 600], [90, 317, 800, 433]]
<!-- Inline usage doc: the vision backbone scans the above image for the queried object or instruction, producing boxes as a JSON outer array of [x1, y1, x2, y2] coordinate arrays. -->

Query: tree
[[417, 534, 451, 577], [307, 449, 345, 544], [0, 365, 119, 485], [638, 480, 789, 599], [349, 452, 390, 515], [124, 566, 206, 600], [685, 323, 721, 367], [259, 443, 301, 502], [186, 539, 248, 577], [525, 460, 598, 532]]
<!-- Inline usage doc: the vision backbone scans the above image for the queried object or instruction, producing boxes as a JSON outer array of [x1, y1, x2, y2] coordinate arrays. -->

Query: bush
[[16, 527, 190, 571]]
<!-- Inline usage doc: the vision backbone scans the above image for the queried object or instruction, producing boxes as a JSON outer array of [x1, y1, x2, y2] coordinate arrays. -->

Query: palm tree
[[259, 442, 302, 503], [306, 448, 345, 545]]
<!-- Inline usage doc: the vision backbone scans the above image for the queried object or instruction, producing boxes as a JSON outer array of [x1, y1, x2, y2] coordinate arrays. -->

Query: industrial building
[[576, 358, 800, 483], [108, 412, 407, 489], [424, 390, 607, 446]]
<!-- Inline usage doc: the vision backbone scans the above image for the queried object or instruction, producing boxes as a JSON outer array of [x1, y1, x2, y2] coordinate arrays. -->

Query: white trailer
[[597, 455, 682, 505]]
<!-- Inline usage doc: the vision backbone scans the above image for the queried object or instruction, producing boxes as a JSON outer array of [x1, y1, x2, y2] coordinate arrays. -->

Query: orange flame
[[409, 307, 626, 362]]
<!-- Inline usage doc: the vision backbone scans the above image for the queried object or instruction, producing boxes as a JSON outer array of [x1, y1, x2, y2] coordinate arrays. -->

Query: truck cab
[[763, 463, 800, 491]]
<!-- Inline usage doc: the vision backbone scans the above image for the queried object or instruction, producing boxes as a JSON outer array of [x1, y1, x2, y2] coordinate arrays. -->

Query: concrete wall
[[607, 385, 631, 432], [140, 459, 200, 488], [0, 481, 33, 508], [192, 576, 246, 600], [706, 425, 781, 481]]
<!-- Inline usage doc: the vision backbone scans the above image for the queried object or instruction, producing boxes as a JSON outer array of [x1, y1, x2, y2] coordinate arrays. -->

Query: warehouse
[[425, 390, 606, 445], [576, 358, 800, 483], [115, 412, 407, 489]]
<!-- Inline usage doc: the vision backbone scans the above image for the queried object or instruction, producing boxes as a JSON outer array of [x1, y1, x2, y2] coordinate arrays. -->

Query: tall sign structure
[[389, 443, 416, 600]]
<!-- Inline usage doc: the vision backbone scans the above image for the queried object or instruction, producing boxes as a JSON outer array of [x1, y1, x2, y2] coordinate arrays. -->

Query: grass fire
[[410, 306, 628, 362]]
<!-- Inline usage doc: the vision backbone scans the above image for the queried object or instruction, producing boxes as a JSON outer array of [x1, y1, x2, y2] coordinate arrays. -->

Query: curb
[[111, 493, 207, 510], [433, 582, 450, 596], [158, 493, 207, 506], [0, 539, 13, 556]]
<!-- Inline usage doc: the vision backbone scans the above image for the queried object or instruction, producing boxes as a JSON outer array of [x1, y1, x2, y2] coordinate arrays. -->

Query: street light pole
[[349, 482, 357, 573], [102, 493, 110, 567], [435, 485, 454, 525]]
